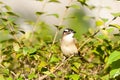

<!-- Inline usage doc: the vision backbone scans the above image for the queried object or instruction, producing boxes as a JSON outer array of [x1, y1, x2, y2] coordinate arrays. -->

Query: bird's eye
[[63, 28, 76, 33], [64, 31, 67, 33]]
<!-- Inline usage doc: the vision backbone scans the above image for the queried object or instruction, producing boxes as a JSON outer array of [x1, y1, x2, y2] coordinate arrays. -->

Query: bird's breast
[[61, 42, 78, 56]]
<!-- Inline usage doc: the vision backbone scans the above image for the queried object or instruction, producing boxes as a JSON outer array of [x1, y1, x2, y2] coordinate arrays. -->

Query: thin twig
[[8, 24, 22, 48], [30, 0, 48, 42], [33, 0, 48, 31], [0, 64, 17, 77], [36, 0, 47, 28], [38, 55, 73, 80], [52, 29, 59, 45], [1, 8, 22, 47], [78, 30, 100, 50], [78, 38, 91, 50], [52, 0, 73, 45]]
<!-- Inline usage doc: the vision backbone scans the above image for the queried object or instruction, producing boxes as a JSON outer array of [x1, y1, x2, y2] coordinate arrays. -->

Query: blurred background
[[1, 1, 120, 79], [0, 0, 120, 41]]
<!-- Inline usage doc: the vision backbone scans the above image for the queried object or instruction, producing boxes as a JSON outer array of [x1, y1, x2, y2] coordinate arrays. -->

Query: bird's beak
[[73, 31, 76, 33]]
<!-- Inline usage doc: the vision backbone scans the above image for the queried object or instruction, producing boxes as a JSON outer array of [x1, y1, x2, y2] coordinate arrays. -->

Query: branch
[[0, 64, 17, 77], [30, 0, 48, 42], [8, 24, 22, 48], [52, 0, 74, 45], [78, 30, 100, 50], [38, 55, 73, 80]]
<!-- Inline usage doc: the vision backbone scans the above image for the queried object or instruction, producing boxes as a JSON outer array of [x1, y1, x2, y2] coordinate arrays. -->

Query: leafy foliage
[[0, 0, 120, 80]]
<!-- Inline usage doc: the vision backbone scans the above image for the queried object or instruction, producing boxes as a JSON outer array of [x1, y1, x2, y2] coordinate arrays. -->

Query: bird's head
[[62, 28, 76, 40], [63, 28, 76, 36]]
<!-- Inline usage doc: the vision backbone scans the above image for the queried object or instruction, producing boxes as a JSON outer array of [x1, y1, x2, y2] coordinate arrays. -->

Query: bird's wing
[[73, 38, 79, 49]]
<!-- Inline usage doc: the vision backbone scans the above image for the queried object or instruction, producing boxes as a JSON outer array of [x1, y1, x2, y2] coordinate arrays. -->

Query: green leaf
[[49, 55, 60, 63], [106, 27, 114, 33], [108, 57, 120, 78], [111, 12, 120, 17], [23, 47, 29, 55], [78, 0, 86, 3], [69, 4, 80, 9], [0, 26, 5, 30], [16, 77, 23, 80], [0, 75, 5, 80], [73, 62, 81, 69], [13, 42, 20, 51], [48, 0, 60, 3], [101, 74, 109, 80], [43, 71, 51, 75], [29, 48, 37, 54], [7, 12, 19, 17], [7, 17, 16, 23], [36, 0, 44, 1], [0, 1, 4, 4], [0, 18, 8, 22], [71, 66, 79, 73], [0, 68, 10, 75], [25, 20, 34, 25], [77, 0, 87, 6], [107, 51, 120, 65], [47, 13, 59, 18], [54, 25, 64, 30], [69, 74, 80, 80], [35, 12, 45, 16], [109, 24, 120, 30], [101, 18, 108, 22], [6, 76, 13, 80], [28, 72, 37, 79], [38, 61, 47, 71], [4, 5, 12, 11], [88, 5, 95, 10], [23, 47, 37, 55], [19, 30, 25, 34], [114, 33, 120, 36], [0, 17, 15, 26], [110, 68, 120, 78], [96, 19, 104, 26]]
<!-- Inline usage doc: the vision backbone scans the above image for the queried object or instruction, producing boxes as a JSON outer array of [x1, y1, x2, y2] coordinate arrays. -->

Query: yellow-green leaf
[[47, 13, 59, 18], [13, 42, 20, 51], [7, 12, 19, 17], [4, 5, 12, 11], [107, 51, 120, 65], [69, 74, 80, 80], [49, 55, 60, 63], [96, 19, 104, 26], [48, 0, 60, 3], [35, 12, 45, 16], [109, 24, 120, 30], [0, 74, 5, 80], [69, 4, 80, 9], [111, 12, 120, 17]]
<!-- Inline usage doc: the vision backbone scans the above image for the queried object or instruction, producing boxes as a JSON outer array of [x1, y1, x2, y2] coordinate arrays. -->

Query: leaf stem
[[8, 23, 22, 48], [30, 0, 48, 42]]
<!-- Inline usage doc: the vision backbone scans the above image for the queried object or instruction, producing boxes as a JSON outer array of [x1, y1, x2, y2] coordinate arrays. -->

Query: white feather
[[63, 33, 74, 42]]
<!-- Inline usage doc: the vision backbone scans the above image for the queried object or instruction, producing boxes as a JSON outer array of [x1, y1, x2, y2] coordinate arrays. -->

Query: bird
[[60, 28, 89, 62], [60, 28, 78, 57]]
